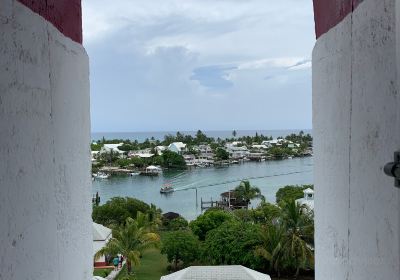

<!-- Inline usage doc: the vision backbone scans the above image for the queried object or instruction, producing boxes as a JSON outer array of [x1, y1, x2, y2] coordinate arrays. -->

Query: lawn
[[115, 248, 169, 280], [93, 268, 113, 278]]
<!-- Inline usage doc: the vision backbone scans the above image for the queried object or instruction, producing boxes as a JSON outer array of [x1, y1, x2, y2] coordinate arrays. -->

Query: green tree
[[233, 181, 263, 208], [189, 209, 234, 241], [255, 225, 286, 277], [281, 200, 314, 278], [92, 197, 151, 227], [215, 148, 229, 160], [232, 130, 237, 138], [161, 231, 200, 270], [275, 185, 313, 205], [252, 202, 282, 224], [203, 221, 263, 269], [95, 216, 160, 275], [161, 150, 186, 169]]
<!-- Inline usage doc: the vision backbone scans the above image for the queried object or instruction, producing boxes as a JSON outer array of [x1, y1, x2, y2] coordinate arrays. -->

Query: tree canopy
[[161, 230, 201, 270], [92, 197, 152, 227]]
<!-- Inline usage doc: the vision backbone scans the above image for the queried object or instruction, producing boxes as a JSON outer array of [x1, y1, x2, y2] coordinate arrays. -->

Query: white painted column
[[313, 0, 400, 279], [0, 1, 92, 279]]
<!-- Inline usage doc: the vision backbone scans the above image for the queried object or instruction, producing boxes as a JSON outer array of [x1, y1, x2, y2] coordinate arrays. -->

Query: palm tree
[[281, 200, 314, 278], [94, 214, 160, 275], [234, 181, 263, 208], [255, 224, 286, 277]]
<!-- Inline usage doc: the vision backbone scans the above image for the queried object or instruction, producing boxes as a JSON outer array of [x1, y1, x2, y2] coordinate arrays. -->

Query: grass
[[115, 248, 169, 280], [93, 268, 113, 277]]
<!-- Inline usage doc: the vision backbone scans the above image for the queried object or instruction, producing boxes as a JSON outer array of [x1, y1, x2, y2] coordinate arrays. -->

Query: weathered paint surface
[[313, 0, 400, 279], [313, 0, 363, 38], [17, 0, 82, 43], [0, 1, 91, 279]]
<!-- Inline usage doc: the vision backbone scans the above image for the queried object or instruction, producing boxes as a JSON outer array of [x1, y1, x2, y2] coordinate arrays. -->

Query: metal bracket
[[384, 151, 400, 187]]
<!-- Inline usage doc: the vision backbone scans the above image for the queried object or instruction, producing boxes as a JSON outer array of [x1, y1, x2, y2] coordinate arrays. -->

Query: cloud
[[191, 65, 237, 89], [83, 0, 315, 131]]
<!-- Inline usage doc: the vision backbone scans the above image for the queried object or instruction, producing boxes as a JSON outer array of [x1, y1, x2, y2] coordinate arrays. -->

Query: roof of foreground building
[[160, 265, 271, 280]]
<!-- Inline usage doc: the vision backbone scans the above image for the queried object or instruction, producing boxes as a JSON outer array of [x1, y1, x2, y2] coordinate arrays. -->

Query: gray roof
[[160, 266, 271, 280], [93, 222, 112, 241]]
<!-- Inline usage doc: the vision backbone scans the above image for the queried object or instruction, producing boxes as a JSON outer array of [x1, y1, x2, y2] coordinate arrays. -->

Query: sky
[[82, 0, 316, 132]]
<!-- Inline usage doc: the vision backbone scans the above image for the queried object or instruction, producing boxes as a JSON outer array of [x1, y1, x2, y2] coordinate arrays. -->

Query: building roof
[[160, 265, 271, 280], [304, 188, 314, 194], [93, 222, 112, 241], [170, 142, 186, 148]]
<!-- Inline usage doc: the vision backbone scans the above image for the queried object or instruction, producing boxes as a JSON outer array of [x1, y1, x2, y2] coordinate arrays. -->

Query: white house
[[156, 146, 167, 155], [100, 143, 125, 155], [227, 146, 249, 159], [93, 222, 112, 267], [251, 144, 268, 150], [168, 142, 187, 154], [296, 188, 314, 210], [160, 265, 271, 280]]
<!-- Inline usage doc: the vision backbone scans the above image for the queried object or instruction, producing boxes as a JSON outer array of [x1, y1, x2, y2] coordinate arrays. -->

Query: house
[[296, 188, 314, 210], [226, 146, 249, 159], [168, 142, 187, 154], [160, 265, 271, 280], [251, 144, 268, 150], [261, 139, 285, 147], [129, 151, 154, 158], [99, 143, 125, 155], [93, 222, 112, 267], [156, 146, 167, 155]]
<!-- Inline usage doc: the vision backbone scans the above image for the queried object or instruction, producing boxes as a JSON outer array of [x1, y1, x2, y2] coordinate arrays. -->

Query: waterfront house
[[160, 265, 270, 280], [226, 146, 249, 159], [93, 222, 112, 267], [156, 146, 167, 155], [296, 188, 314, 210], [251, 144, 268, 150], [168, 142, 187, 155], [100, 143, 125, 156]]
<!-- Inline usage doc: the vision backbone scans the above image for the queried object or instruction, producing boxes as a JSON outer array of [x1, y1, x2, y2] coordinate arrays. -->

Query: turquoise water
[[92, 157, 313, 220]]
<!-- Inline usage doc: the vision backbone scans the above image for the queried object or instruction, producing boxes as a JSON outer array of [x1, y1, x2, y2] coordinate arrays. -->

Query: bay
[[92, 156, 313, 221]]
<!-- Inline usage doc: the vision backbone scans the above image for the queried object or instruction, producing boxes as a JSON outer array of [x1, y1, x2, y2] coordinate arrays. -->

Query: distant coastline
[[91, 129, 312, 142]]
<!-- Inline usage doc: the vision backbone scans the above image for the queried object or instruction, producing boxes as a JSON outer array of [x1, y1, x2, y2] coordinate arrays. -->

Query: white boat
[[160, 184, 174, 194], [129, 172, 140, 176], [94, 172, 110, 179]]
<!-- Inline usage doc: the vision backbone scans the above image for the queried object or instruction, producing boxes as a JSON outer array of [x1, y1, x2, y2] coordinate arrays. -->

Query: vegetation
[[275, 185, 313, 205], [203, 221, 263, 269], [92, 197, 159, 227], [189, 209, 234, 241], [161, 231, 201, 269], [233, 180, 264, 208], [94, 183, 314, 279], [215, 147, 229, 160], [95, 214, 160, 275], [160, 150, 186, 169], [162, 216, 189, 231], [93, 268, 112, 277]]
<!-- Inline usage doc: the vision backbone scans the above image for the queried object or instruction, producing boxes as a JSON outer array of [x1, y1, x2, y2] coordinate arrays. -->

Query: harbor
[[92, 156, 313, 220]]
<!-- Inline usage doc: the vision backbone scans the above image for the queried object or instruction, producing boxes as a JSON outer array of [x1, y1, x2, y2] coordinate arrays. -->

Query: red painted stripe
[[17, 0, 82, 44], [313, 0, 363, 38]]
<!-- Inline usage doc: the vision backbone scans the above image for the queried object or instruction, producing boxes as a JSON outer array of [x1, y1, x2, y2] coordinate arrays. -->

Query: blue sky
[[82, 0, 315, 132]]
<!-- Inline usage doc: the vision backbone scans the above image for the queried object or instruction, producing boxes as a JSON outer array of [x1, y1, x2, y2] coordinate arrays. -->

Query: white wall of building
[[313, 0, 400, 279], [0, 1, 92, 279]]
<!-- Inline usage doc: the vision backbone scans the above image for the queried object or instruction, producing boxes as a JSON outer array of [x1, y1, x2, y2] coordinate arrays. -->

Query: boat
[[160, 184, 174, 194], [94, 172, 110, 179], [129, 172, 140, 176]]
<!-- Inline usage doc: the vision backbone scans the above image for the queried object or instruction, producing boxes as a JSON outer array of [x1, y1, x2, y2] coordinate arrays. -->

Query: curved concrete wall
[[313, 0, 400, 279], [0, 1, 91, 279]]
